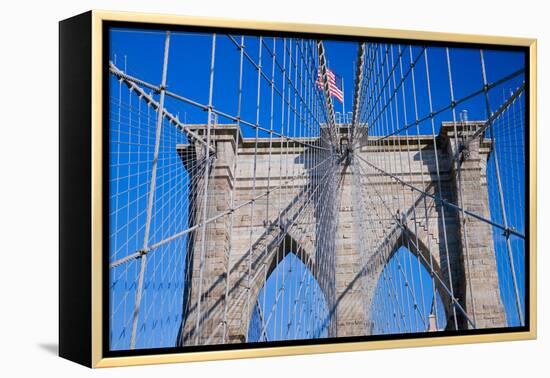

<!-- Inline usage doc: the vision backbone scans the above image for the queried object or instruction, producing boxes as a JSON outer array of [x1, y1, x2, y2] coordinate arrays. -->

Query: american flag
[[316, 67, 344, 104]]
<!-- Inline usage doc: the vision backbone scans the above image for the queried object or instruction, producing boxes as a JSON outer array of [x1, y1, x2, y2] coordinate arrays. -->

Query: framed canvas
[[59, 10, 537, 368]]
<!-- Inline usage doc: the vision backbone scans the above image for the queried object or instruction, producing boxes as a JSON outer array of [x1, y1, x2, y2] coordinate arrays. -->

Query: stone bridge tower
[[177, 121, 507, 345]]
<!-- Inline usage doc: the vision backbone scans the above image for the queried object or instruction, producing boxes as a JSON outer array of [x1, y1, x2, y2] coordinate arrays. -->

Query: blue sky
[[108, 27, 526, 350], [109, 29, 524, 136]]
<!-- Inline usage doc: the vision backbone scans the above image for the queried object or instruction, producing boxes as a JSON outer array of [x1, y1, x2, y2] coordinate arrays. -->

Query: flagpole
[[342, 77, 345, 123]]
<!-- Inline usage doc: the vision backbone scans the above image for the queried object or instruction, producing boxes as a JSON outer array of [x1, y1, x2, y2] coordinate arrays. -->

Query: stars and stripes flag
[[316, 67, 344, 104]]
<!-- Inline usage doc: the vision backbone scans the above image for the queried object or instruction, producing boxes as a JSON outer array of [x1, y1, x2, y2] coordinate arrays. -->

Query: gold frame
[[90, 10, 537, 368]]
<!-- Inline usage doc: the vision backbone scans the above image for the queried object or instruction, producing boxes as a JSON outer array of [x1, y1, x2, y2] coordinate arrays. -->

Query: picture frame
[[59, 10, 537, 368]]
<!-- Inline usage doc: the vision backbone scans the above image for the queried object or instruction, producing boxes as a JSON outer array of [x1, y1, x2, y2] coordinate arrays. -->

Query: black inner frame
[[101, 19, 531, 358]]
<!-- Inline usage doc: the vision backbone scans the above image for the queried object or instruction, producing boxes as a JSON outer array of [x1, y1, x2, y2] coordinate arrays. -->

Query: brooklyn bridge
[[107, 29, 526, 350]]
